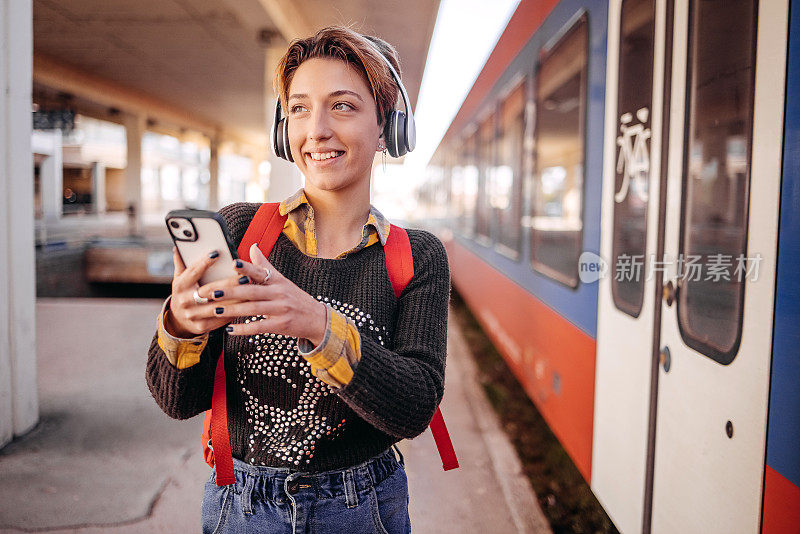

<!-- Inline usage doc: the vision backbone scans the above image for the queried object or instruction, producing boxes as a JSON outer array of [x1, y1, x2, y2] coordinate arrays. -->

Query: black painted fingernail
[[234, 259, 243, 268], [209, 250, 219, 259], [213, 290, 224, 298], [238, 276, 249, 284], [215, 307, 224, 315], [225, 326, 234, 333]]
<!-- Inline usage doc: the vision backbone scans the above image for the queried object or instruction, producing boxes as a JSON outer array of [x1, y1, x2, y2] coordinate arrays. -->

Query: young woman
[[146, 26, 450, 533]]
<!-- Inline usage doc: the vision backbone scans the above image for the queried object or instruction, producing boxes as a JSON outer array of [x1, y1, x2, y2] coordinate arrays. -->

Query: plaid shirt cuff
[[156, 296, 208, 369], [297, 304, 361, 389]]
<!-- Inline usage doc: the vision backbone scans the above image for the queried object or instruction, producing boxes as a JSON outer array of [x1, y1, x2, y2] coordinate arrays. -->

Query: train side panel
[[762, 0, 800, 530], [446, 239, 597, 479], [439, 0, 609, 481]]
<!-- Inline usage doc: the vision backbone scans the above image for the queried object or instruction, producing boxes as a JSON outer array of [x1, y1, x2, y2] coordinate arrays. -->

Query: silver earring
[[382, 148, 387, 172]]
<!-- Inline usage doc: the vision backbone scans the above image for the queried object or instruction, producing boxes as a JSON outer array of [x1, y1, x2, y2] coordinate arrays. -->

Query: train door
[[595, 0, 789, 532], [592, 0, 668, 532], [650, 0, 788, 532]]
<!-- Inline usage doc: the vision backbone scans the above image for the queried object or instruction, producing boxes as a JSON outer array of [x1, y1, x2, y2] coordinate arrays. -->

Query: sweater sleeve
[[145, 326, 223, 419], [334, 229, 451, 439], [144, 202, 260, 420]]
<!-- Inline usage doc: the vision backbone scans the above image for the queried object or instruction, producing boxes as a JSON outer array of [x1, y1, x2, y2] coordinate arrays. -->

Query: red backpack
[[202, 202, 458, 486]]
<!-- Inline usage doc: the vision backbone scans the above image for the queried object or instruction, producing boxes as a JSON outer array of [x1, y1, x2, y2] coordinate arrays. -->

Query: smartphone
[[165, 209, 239, 286]]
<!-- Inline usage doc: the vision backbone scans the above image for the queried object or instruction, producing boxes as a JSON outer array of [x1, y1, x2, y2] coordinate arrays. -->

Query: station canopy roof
[[33, 0, 439, 146]]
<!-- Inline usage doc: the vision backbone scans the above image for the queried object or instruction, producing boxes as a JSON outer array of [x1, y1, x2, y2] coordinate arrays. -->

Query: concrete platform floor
[[0, 299, 549, 533]]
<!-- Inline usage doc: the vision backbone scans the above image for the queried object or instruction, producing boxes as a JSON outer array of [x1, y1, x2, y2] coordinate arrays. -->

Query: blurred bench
[[85, 243, 173, 284]]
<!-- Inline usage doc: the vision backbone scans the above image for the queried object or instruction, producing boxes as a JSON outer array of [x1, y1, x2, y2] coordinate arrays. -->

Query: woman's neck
[[303, 182, 371, 258]]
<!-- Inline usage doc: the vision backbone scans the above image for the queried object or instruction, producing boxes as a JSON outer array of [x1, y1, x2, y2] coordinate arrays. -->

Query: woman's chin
[[303, 174, 366, 193]]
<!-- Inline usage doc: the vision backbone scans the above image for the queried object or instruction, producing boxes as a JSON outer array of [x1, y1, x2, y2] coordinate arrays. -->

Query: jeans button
[[287, 481, 300, 494]]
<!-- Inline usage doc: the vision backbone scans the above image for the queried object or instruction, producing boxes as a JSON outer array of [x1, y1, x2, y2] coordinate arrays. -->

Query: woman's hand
[[211, 243, 328, 346], [164, 248, 249, 338]]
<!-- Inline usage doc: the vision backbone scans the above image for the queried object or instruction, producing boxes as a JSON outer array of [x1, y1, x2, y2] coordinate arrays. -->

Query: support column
[[249, 154, 266, 202], [155, 165, 163, 213], [0, 0, 38, 448], [91, 161, 106, 214], [264, 47, 302, 202], [35, 130, 63, 223], [178, 166, 185, 207], [123, 113, 145, 235], [208, 135, 220, 210]]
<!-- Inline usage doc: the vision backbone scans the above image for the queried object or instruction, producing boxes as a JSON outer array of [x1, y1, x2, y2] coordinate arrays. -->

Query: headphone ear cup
[[274, 117, 286, 160], [383, 112, 396, 158], [384, 110, 407, 158], [275, 118, 293, 162], [394, 110, 407, 157], [282, 118, 293, 162]]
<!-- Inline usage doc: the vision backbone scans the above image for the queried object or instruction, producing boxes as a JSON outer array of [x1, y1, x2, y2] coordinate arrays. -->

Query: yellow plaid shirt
[[157, 188, 391, 389]]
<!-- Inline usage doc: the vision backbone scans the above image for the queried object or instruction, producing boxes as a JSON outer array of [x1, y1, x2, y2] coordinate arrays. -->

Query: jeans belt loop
[[392, 443, 405, 466], [357, 463, 375, 491], [241, 471, 255, 515], [343, 468, 358, 508]]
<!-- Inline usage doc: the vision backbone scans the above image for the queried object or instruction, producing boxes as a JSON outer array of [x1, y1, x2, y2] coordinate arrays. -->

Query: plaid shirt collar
[[278, 188, 390, 247]]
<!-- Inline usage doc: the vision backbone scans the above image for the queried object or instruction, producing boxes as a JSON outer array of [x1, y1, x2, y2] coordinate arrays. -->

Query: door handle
[[662, 279, 677, 306], [659, 346, 671, 373]]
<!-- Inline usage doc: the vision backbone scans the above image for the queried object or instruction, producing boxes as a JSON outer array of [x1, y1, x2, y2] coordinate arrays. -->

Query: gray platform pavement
[[0, 298, 550, 533]]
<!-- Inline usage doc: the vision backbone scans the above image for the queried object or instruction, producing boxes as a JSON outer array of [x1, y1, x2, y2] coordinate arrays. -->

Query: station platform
[[0, 299, 550, 533]]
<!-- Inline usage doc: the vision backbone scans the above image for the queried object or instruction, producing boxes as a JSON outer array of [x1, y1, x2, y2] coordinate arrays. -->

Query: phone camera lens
[[183, 230, 192, 238], [170, 221, 180, 229]]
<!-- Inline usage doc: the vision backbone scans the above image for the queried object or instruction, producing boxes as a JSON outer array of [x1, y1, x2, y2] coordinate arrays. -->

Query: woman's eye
[[333, 102, 354, 111], [289, 105, 307, 114]]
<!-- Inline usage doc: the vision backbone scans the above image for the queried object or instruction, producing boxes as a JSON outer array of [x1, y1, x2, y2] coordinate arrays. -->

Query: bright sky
[[373, 0, 520, 219], [405, 0, 521, 171]]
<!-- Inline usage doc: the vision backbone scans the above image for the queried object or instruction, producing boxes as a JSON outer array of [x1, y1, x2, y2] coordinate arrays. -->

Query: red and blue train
[[420, 0, 800, 531]]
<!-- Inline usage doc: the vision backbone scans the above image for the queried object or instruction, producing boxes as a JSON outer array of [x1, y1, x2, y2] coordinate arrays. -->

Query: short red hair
[[275, 26, 401, 126]]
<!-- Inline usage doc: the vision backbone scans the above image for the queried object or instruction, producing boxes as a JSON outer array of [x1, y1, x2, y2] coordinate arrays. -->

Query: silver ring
[[261, 268, 271, 284], [193, 290, 208, 304]]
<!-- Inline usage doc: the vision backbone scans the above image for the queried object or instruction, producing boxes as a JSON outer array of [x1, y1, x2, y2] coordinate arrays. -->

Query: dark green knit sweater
[[146, 202, 450, 472]]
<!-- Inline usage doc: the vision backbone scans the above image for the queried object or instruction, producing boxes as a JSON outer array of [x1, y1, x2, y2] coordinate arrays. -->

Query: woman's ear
[[377, 135, 386, 152]]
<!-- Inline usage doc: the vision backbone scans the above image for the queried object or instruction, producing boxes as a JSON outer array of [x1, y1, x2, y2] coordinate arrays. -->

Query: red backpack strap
[[209, 344, 235, 484], [203, 203, 286, 486], [237, 202, 286, 261], [384, 224, 414, 298], [429, 409, 459, 470], [384, 225, 459, 471]]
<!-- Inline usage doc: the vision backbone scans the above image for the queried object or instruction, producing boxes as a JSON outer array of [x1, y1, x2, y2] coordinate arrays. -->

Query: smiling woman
[[145, 26, 452, 534]]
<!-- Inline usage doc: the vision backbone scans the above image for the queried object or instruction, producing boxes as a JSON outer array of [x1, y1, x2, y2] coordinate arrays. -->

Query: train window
[[530, 14, 588, 287], [423, 154, 448, 220], [443, 150, 454, 222], [611, 0, 656, 317], [493, 81, 526, 258], [435, 155, 449, 219], [475, 114, 495, 242], [451, 135, 478, 237], [452, 133, 478, 236], [677, 0, 757, 363]]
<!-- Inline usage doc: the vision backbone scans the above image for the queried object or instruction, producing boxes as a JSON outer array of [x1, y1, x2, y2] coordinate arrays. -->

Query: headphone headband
[[271, 37, 416, 161], [364, 39, 416, 152]]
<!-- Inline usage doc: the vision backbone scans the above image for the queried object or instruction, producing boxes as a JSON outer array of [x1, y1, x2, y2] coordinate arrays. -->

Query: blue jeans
[[202, 445, 411, 534]]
